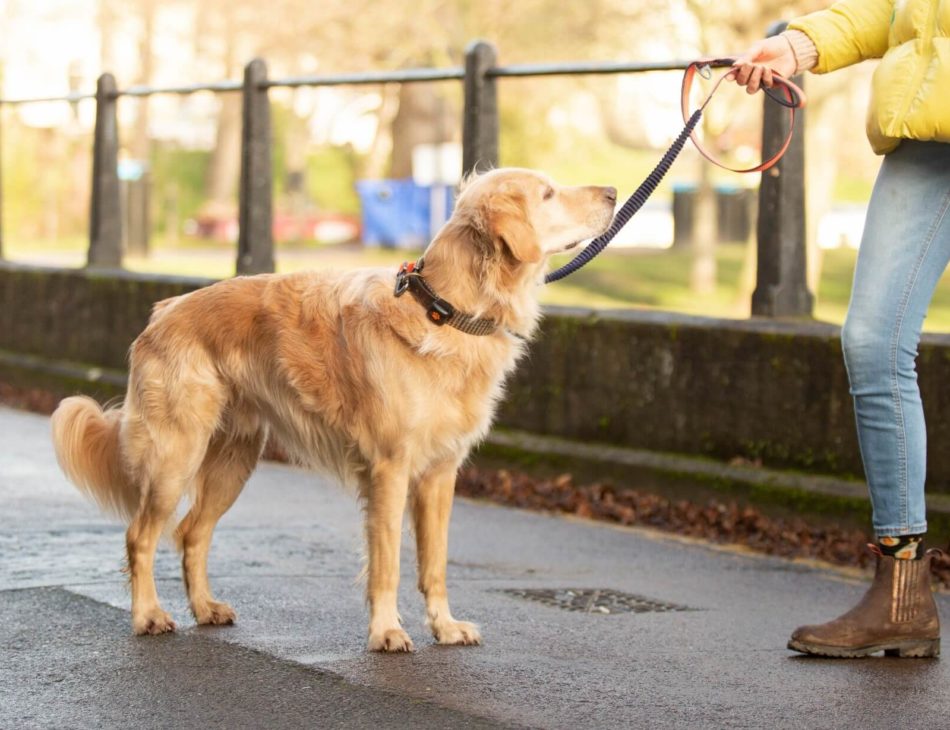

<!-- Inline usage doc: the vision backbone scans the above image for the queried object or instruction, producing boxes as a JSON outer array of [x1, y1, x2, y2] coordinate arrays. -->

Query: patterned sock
[[877, 534, 925, 560]]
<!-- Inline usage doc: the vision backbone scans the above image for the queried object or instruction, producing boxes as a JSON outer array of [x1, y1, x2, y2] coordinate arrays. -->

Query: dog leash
[[544, 58, 805, 284]]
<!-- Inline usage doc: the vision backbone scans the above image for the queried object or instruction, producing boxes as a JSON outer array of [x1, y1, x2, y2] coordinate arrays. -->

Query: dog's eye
[[543, 187, 555, 200]]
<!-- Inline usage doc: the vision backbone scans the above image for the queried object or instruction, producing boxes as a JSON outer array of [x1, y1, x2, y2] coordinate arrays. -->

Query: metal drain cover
[[497, 588, 694, 615]]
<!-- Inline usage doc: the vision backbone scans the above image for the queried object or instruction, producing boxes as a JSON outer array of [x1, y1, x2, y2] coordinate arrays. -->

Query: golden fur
[[51, 168, 616, 651]]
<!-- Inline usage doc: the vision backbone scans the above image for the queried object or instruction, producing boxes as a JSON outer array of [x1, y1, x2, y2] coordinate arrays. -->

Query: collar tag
[[427, 299, 454, 325]]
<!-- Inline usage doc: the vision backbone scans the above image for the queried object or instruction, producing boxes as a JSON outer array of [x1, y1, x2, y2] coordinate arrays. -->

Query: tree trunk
[[361, 84, 401, 180], [205, 92, 242, 211], [127, 0, 156, 257], [389, 83, 455, 179], [203, 11, 241, 218], [690, 160, 717, 295], [805, 84, 844, 296], [283, 104, 310, 241], [131, 0, 154, 161], [98, 0, 117, 71]]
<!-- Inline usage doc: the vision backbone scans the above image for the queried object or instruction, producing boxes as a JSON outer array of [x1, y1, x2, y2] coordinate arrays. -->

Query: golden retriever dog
[[51, 168, 616, 652]]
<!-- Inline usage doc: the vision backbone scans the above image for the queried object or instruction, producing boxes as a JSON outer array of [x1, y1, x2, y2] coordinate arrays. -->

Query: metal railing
[[0, 30, 810, 317]]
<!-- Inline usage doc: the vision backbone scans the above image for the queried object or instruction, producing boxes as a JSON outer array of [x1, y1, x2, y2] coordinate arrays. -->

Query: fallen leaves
[[455, 467, 950, 587], [0, 383, 58, 415]]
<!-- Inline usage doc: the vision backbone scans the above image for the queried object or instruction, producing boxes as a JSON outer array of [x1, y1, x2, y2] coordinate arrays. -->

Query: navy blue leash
[[544, 58, 805, 285], [545, 108, 702, 284]]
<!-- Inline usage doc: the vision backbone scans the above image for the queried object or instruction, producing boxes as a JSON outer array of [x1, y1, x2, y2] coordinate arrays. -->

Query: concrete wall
[[0, 263, 210, 370], [6, 261, 950, 491]]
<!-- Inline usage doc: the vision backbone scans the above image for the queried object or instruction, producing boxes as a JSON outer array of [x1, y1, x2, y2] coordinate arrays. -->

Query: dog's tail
[[51, 396, 139, 522]]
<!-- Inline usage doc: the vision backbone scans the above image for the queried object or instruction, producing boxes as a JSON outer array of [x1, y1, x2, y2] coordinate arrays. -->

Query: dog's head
[[419, 168, 616, 335], [450, 168, 617, 268]]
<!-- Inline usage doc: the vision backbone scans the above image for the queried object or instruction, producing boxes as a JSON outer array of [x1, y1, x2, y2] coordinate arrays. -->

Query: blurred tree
[[97, 0, 118, 71], [193, 0, 254, 219], [102, 0, 866, 273], [131, 0, 156, 163]]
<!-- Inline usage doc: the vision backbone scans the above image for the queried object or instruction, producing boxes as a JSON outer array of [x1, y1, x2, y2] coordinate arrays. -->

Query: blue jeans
[[842, 140, 950, 537]]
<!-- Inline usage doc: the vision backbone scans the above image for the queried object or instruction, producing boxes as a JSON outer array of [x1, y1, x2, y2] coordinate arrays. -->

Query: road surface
[[2, 406, 948, 729]]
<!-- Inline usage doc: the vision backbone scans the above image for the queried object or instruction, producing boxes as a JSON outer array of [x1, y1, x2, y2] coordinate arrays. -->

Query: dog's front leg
[[411, 459, 481, 646], [364, 458, 414, 652]]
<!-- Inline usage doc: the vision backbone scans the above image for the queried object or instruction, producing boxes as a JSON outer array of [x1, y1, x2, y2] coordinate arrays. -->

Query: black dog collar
[[393, 259, 499, 336]]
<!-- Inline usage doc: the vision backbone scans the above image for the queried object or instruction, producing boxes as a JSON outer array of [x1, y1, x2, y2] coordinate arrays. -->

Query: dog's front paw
[[432, 619, 481, 646], [368, 627, 415, 653], [132, 607, 176, 636], [192, 600, 236, 626]]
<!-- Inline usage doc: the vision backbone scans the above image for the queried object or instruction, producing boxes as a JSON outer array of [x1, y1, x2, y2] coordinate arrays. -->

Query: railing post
[[237, 58, 274, 275], [88, 73, 122, 268], [462, 41, 499, 177], [752, 21, 813, 317]]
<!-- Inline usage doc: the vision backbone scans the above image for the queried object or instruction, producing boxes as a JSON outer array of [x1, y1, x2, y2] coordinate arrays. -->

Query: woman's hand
[[731, 36, 797, 94]]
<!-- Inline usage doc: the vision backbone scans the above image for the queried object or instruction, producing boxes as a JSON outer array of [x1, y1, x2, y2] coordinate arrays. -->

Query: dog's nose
[[604, 187, 618, 203]]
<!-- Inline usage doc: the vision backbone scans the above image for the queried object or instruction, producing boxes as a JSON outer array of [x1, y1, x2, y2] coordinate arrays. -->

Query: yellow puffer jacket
[[789, 0, 950, 154]]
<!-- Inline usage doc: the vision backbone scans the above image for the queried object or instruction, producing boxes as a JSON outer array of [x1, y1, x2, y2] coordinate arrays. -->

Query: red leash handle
[[681, 58, 807, 174]]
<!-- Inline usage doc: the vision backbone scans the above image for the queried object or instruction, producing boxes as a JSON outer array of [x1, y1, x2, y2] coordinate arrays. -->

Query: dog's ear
[[487, 187, 541, 264]]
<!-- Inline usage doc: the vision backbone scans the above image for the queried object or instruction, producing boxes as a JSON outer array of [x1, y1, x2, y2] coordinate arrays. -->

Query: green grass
[[541, 244, 751, 315], [8, 236, 950, 332]]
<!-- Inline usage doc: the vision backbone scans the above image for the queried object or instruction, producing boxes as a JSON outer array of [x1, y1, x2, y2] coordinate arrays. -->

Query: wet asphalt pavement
[[3, 405, 950, 729]]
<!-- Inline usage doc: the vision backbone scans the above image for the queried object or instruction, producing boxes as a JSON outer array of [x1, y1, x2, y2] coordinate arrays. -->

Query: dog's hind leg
[[411, 458, 481, 646], [363, 457, 414, 652], [122, 355, 225, 636], [125, 427, 211, 635], [176, 421, 265, 626]]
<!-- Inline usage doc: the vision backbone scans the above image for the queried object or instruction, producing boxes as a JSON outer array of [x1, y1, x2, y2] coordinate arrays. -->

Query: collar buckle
[[394, 260, 415, 297]]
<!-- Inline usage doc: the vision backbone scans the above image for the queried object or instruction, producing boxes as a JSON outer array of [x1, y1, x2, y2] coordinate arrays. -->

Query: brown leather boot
[[788, 548, 941, 658]]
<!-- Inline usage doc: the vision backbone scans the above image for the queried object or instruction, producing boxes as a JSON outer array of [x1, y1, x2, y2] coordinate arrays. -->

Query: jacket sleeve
[[787, 0, 894, 73]]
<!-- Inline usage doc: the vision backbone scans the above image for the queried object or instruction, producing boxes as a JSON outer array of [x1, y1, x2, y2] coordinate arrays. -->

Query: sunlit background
[[4, 0, 950, 328]]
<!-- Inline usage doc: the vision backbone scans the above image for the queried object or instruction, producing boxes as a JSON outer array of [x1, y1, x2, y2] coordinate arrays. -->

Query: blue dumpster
[[356, 180, 454, 249]]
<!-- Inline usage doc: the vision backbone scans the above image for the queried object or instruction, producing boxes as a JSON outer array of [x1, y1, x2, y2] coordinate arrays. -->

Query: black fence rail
[[0, 28, 810, 317]]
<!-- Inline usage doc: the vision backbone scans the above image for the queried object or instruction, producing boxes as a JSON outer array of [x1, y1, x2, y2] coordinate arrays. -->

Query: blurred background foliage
[[5, 0, 948, 327]]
